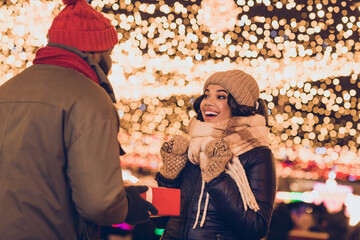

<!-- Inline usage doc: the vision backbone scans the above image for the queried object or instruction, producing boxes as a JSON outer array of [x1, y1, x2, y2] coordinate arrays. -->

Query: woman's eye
[[204, 95, 210, 99], [218, 95, 227, 99]]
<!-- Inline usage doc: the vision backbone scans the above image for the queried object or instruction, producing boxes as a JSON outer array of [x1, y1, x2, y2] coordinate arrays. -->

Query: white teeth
[[205, 111, 219, 116]]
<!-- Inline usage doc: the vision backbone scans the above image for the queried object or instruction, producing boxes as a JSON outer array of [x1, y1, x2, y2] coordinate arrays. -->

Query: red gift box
[[140, 187, 181, 216], [288, 230, 329, 240]]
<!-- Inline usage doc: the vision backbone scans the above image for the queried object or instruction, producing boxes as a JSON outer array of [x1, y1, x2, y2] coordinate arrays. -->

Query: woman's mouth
[[204, 110, 219, 118]]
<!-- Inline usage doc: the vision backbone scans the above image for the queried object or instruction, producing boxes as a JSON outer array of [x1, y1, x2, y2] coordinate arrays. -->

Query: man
[[0, 0, 157, 239]]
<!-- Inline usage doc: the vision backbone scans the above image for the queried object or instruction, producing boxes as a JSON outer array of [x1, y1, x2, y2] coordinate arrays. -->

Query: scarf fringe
[[193, 181, 210, 229], [226, 156, 259, 211], [193, 180, 206, 229], [193, 158, 259, 229], [200, 192, 210, 227]]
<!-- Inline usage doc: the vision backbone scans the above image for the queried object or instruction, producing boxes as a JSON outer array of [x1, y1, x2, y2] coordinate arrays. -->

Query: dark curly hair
[[193, 93, 269, 126]]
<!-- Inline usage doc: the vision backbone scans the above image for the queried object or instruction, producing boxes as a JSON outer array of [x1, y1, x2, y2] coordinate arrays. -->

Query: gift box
[[288, 230, 329, 240], [140, 187, 181, 216]]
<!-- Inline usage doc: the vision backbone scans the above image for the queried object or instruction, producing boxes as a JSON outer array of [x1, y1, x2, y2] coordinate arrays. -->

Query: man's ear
[[86, 52, 101, 64]]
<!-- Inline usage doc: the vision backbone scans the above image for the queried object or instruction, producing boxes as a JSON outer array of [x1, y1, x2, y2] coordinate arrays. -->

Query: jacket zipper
[[182, 167, 203, 240]]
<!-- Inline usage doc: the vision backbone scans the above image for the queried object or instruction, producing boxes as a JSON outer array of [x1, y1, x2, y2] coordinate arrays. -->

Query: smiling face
[[200, 84, 232, 123]]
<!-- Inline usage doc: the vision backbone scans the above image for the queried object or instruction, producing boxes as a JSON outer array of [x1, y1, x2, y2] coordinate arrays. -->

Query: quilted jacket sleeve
[[205, 146, 276, 240], [155, 171, 182, 188]]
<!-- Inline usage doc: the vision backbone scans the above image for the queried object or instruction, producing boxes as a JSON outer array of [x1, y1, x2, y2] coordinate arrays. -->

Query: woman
[[155, 69, 277, 240]]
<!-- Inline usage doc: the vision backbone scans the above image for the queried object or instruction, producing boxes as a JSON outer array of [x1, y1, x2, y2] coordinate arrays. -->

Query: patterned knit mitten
[[159, 135, 190, 179], [201, 138, 233, 182]]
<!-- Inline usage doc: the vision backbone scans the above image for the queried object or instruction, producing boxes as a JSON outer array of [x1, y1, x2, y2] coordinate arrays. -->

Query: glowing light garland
[[197, 0, 240, 32], [109, 52, 360, 100], [1, 0, 360, 182]]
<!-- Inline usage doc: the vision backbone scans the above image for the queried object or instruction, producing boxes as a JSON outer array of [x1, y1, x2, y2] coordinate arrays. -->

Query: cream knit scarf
[[187, 115, 269, 228]]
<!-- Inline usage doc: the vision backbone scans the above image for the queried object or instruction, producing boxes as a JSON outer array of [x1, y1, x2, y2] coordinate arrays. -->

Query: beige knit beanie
[[203, 69, 259, 107]]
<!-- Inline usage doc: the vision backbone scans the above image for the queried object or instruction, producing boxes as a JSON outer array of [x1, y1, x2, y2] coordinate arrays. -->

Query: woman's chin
[[203, 116, 219, 123]]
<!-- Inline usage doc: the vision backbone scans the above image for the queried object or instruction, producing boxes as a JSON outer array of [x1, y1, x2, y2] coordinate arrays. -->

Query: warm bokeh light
[[1, 0, 359, 182]]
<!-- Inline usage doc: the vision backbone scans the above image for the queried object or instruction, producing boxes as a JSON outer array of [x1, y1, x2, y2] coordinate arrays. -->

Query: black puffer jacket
[[156, 146, 276, 240]]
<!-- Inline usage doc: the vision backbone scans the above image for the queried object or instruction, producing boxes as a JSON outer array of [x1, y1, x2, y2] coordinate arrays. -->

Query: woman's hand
[[159, 135, 190, 179], [200, 138, 233, 182]]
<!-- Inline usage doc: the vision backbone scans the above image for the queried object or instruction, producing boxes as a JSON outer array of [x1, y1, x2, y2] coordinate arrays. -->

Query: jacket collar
[[47, 43, 117, 103]]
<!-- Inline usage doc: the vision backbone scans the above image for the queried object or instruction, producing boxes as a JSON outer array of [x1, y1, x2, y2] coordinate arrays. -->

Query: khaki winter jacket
[[0, 64, 128, 239]]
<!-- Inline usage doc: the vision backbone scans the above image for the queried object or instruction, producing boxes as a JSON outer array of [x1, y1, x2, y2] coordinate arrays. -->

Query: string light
[[1, 0, 359, 181]]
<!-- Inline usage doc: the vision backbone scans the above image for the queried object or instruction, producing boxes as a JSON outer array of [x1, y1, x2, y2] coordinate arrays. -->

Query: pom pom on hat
[[62, 0, 79, 5], [203, 70, 260, 107], [49, 0, 118, 52]]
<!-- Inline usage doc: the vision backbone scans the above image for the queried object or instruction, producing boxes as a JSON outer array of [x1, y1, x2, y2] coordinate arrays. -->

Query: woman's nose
[[204, 99, 214, 106]]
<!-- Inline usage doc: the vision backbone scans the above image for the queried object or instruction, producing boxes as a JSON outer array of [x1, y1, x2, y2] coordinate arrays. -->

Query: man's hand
[[125, 186, 158, 225]]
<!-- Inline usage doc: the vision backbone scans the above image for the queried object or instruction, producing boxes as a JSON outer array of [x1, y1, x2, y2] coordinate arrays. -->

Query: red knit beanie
[[48, 0, 118, 52]]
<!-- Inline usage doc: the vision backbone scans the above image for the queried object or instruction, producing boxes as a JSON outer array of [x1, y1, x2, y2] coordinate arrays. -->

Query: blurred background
[[1, 0, 360, 239]]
